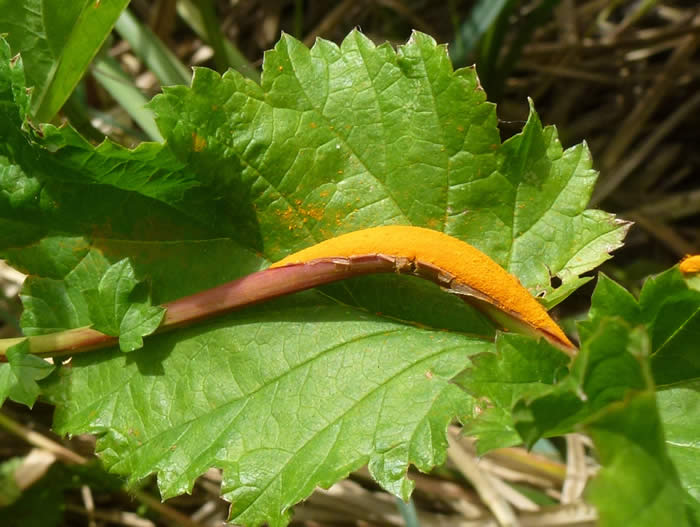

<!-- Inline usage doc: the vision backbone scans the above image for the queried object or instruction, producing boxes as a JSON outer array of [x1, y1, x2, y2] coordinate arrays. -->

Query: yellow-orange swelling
[[271, 226, 572, 348], [680, 254, 700, 274]]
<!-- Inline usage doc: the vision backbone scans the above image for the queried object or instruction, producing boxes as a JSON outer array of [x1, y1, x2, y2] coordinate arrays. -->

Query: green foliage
[[453, 333, 570, 453], [585, 270, 700, 387], [462, 273, 698, 523], [2, 23, 691, 526], [585, 390, 687, 527], [0, 341, 55, 407], [82, 258, 165, 352], [653, 384, 700, 522], [0, 0, 130, 122]]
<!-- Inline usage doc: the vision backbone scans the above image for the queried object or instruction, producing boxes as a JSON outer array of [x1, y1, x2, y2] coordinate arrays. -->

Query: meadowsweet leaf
[[656, 383, 700, 521], [0, 341, 55, 407], [578, 271, 700, 513], [45, 297, 491, 526], [149, 31, 627, 309], [512, 319, 647, 445], [585, 389, 688, 527], [0, 39, 241, 252], [572, 320, 687, 526], [452, 333, 569, 453], [504, 317, 688, 525], [583, 269, 700, 386], [2, 29, 629, 526], [117, 303, 167, 352], [82, 259, 165, 352], [19, 277, 90, 336], [0, 457, 23, 507], [657, 381, 700, 523]]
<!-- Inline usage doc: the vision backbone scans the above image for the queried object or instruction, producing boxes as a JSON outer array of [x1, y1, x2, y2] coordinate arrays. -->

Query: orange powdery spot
[[192, 133, 207, 152], [426, 217, 440, 229], [680, 254, 700, 274], [271, 226, 574, 353]]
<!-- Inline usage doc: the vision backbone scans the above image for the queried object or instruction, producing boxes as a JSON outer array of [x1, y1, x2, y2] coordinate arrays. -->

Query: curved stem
[[0, 257, 397, 359], [0, 255, 576, 360]]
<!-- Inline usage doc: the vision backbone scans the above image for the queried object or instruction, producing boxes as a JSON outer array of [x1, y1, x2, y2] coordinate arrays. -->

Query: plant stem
[[0, 258, 398, 359], [0, 254, 577, 360]]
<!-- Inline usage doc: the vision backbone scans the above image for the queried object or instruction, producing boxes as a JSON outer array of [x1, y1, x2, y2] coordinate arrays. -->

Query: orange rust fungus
[[680, 254, 700, 274], [271, 226, 574, 352], [310, 122, 317, 128], [192, 133, 207, 152]]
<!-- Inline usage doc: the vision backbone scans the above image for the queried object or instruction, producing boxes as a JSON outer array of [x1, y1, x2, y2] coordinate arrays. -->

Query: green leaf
[[585, 269, 700, 387], [19, 277, 90, 336], [656, 382, 700, 516], [1, 30, 629, 526], [453, 333, 570, 452], [0, 0, 130, 122], [585, 391, 688, 527], [0, 460, 66, 527], [513, 319, 647, 446], [148, 31, 626, 308], [0, 41, 234, 247], [577, 317, 688, 525], [113, 9, 191, 87], [509, 316, 689, 524], [1, 341, 55, 407], [585, 271, 700, 515], [118, 302, 167, 352], [82, 259, 165, 352], [641, 270, 700, 387], [45, 296, 492, 526]]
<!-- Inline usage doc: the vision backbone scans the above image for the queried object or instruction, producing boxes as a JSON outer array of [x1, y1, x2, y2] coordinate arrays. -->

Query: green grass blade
[[114, 9, 191, 87], [0, 0, 130, 123], [91, 54, 163, 142], [176, 0, 260, 82], [449, 0, 511, 66]]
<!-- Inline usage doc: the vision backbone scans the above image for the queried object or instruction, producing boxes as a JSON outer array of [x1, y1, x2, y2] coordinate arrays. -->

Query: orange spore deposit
[[680, 254, 700, 274], [271, 225, 573, 351]]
